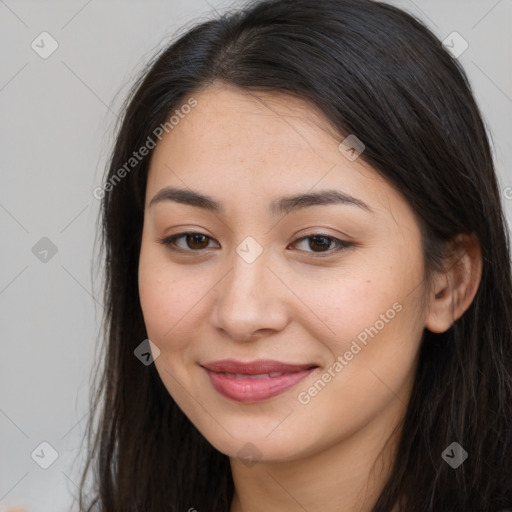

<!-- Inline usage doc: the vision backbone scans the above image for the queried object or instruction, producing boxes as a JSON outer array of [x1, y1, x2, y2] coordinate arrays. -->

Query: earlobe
[[424, 234, 482, 334]]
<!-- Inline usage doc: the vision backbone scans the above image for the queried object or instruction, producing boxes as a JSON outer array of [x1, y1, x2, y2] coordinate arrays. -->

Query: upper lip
[[201, 359, 318, 375]]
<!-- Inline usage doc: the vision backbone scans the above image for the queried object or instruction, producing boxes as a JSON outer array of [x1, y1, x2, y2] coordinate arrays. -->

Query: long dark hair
[[75, 0, 512, 510]]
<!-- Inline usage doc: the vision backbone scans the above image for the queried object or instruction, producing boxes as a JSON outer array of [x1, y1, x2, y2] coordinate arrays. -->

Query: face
[[138, 83, 429, 464]]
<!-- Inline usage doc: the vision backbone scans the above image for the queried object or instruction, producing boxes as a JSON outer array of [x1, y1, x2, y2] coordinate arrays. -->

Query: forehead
[[150, 85, 372, 180], [145, 83, 410, 228]]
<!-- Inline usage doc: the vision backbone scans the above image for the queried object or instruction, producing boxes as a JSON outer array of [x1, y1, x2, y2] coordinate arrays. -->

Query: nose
[[210, 248, 290, 342]]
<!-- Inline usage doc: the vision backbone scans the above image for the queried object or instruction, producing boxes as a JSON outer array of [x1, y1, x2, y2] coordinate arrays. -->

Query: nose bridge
[[224, 234, 270, 296], [223, 242, 271, 310], [212, 241, 287, 340]]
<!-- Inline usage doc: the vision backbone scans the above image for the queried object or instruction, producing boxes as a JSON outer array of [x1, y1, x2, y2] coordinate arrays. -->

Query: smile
[[200, 359, 318, 403]]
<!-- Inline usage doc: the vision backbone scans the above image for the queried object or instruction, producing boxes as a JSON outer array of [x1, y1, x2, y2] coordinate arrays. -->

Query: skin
[[138, 82, 482, 512]]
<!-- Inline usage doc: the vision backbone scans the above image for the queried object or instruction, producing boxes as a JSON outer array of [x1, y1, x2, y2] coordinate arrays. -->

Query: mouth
[[200, 359, 319, 403]]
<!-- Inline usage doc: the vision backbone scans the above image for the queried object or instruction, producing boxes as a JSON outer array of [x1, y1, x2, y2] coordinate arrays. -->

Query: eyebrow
[[149, 186, 373, 216]]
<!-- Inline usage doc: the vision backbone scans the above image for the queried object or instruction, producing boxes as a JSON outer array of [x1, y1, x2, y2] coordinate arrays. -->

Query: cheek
[[138, 246, 217, 351], [304, 273, 399, 351], [302, 251, 425, 370], [139, 276, 189, 344], [137, 250, 204, 399], [311, 283, 424, 403]]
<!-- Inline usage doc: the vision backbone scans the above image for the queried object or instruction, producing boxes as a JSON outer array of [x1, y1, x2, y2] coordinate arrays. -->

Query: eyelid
[[290, 233, 353, 257], [157, 232, 218, 253], [157, 230, 354, 257]]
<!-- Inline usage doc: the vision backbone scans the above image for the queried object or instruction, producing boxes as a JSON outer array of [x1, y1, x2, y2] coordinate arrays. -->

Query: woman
[[77, 0, 512, 510]]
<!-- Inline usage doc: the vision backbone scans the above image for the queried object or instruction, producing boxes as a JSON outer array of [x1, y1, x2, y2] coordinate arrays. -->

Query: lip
[[202, 359, 317, 374], [201, 359, 318, 403]]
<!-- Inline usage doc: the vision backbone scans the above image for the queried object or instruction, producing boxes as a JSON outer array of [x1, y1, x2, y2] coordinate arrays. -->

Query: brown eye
[[158, 231, 352, 257], [307, 235, 332, 252], [158, 232, 218, 253], [184, 233, 210, 250], [292, 233, 352, 255]]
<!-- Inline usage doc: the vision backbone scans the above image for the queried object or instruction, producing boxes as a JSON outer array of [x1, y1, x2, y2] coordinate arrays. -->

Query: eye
[[290, 233, 353, 256], [157, 232, 353, 256], [158, 232, 219, 253]]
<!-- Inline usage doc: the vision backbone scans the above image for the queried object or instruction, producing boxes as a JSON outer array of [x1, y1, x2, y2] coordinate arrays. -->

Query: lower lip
[[203, 367, 317, 403]]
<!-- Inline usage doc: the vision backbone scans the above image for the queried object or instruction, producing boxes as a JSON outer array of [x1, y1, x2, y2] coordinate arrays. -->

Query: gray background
[[1, 1, 511, 511]]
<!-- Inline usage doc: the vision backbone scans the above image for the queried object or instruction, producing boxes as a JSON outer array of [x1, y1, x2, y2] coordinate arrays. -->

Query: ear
[[425, 233, 482, 334]]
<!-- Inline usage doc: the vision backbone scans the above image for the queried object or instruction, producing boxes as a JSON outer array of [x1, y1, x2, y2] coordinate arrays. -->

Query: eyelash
[[157, 231, 353, 257]]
